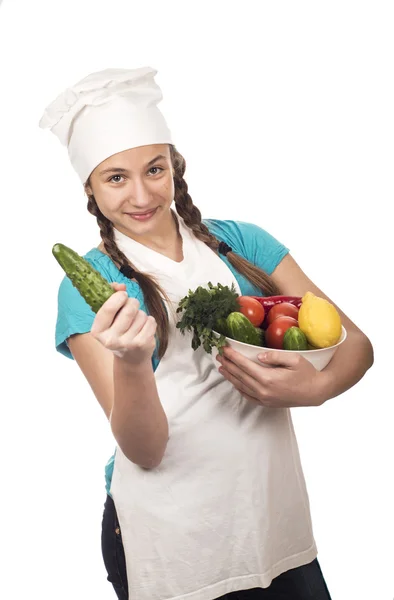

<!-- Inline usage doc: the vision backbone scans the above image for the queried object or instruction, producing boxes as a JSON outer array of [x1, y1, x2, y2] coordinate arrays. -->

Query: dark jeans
[[101, 494, 332, 600]]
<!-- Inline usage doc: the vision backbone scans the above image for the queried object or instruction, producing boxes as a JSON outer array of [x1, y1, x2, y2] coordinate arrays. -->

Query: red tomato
[[265, 316, 299, 349], [237, 296, 265, 327], [267, 302, 299, 326]]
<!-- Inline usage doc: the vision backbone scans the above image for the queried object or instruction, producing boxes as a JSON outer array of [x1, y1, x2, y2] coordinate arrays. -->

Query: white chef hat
[[39, 66, 173, 184]]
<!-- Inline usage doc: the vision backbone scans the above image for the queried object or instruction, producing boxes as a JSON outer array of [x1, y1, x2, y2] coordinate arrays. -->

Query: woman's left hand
[[216, 347, 326, 408]]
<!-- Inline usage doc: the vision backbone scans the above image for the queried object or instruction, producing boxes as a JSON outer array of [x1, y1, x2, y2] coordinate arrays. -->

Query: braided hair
[[86, 144, 280, 358]]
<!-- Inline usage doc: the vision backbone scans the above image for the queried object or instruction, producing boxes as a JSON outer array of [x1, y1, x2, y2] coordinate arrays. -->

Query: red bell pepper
[[251, 295, 302, 311]]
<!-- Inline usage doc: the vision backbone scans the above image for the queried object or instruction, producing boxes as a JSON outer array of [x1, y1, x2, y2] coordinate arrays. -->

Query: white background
[[0, 1, 392, 599]]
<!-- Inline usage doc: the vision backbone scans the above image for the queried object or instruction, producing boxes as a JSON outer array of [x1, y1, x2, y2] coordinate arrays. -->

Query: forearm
[[110, 357, 169, 468], [317, 330, 374, 403]]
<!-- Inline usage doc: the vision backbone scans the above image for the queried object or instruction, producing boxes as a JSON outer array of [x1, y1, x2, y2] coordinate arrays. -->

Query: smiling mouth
[[126, 208, 158, 220]]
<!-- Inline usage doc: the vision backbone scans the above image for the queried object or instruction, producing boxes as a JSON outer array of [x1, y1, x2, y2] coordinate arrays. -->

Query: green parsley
[[176, 282, 240, 355]]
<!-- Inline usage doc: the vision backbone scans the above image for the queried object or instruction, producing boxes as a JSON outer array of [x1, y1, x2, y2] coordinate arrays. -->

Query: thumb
[[257, 350, 297, 368], [110, 282, 127, 291]]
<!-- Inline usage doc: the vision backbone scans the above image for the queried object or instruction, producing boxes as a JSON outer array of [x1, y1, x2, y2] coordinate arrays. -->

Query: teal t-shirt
[[55, 219, 289, 495]]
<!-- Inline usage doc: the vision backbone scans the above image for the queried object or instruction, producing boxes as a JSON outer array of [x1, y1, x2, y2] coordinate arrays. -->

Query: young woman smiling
[[40, 66, 373, 600]]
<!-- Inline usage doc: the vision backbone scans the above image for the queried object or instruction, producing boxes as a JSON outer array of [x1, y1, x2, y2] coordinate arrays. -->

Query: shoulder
[[203, 218, 290, 275], [203, 218, 269, 245], [202, 218, 288, 254]]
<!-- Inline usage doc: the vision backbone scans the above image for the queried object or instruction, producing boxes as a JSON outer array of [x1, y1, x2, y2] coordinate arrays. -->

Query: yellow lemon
[[298, 291, 342, 348]]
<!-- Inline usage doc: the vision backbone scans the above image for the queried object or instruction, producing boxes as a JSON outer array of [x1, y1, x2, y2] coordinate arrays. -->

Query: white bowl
[[212, 326, 347, 372]]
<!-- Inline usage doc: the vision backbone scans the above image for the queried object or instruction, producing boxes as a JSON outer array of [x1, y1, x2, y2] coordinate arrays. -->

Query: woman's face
[[86, 144, 175, 239]]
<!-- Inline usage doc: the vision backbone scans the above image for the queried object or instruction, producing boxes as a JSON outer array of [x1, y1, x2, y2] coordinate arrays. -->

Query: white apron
[[111, 215, 317, 600]]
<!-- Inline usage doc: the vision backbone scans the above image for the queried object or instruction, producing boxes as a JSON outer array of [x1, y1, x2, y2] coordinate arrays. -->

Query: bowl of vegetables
[[213, 325, 347, 372], [176, 283, 347, 372], [212, 293, 347, 371]]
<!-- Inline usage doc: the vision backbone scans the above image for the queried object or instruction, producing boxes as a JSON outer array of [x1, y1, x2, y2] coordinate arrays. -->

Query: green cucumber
[[215, 317, 229, 336], [255, 326, 265, 346], [226, 312, 264, 347], [283, 326, 308, 351], [52, 243, 115, 313]]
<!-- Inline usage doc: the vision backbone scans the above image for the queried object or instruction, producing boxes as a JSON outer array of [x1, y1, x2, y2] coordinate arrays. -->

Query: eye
[[148, 166, 163, 176], [109, 175, 125, 183]]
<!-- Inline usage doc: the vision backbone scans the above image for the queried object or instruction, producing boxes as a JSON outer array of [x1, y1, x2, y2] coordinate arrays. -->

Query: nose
[[130, 178, 154, 208]]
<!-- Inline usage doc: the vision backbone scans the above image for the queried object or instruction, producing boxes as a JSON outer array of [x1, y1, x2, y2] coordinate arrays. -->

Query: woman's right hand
[[90, 282, 157, 365]]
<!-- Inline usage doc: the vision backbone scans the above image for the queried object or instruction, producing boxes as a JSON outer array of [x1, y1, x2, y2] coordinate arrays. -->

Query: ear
[[84, 182, 93, 196]]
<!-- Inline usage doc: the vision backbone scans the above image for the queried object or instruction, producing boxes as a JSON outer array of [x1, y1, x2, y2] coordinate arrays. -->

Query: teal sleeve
[[235, 221, 290, 275], [55, 274, 96, 360], [204, 219, 290, 275]]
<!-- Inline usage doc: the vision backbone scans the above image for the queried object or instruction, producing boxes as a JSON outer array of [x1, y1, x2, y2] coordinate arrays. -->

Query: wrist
[[114, 355, 153, 376]]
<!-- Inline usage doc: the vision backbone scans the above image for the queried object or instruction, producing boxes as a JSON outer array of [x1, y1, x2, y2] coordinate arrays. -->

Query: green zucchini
[[52, 243, 115, 313]]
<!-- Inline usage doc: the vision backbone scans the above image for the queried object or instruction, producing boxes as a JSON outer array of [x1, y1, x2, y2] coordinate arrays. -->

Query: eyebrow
[[99, 154, 168, 176]]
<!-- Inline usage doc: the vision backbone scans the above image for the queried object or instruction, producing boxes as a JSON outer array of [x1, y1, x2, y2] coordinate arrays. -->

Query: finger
[[239, 391, 264, 406], [219, 367, 260, 401], [218, 353, 271, 394], [240, 390, 281, 408], [110, 301, 144, 337], [91, 291, 131, 334], [220, 368, 277, 407], [257, 350, 303, 369], [127, 315, 157, 348], [221, 347, 274, 379], [101, 312, 156, 353], [110, 282, 127, 291]]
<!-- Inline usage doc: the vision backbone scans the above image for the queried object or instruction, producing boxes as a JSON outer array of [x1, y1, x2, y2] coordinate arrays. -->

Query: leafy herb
[[176, 282, 240, 355]]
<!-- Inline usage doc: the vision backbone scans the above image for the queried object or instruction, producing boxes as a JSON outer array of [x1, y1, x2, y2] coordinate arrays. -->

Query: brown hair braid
[[86, 144, 280, 359]]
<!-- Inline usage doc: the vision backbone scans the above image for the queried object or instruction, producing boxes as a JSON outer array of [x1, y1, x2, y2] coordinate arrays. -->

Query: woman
[[40, 66, 373, 600]]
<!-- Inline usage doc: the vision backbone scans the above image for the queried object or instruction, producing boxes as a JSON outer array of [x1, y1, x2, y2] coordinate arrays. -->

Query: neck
[[113, 209, 184, 262], [132, 209, 179, 249]]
